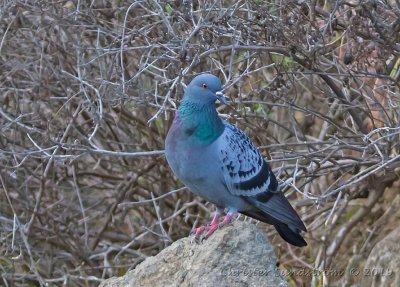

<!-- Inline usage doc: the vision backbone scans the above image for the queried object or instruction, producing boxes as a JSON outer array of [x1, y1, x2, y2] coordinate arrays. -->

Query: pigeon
[[165, 73, 307, 247]]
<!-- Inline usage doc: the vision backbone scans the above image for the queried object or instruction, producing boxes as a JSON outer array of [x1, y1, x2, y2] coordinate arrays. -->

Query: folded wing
[[219, 123, 307, 246]]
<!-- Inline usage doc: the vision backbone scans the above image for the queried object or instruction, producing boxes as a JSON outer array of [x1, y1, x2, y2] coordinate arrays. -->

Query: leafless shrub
[[1, 0, 399, 286]]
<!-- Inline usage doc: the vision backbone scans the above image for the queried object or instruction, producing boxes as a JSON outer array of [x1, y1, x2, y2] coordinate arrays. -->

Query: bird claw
[[191, 225, 206, 244], [191, 213, 233, 242], [194, 235, 201, 244], [192, 223, 219, 242], [192, 234, 208, 244]]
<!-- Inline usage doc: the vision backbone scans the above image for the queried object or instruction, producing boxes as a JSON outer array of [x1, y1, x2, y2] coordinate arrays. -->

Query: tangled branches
[[1, 0, 399, 286]]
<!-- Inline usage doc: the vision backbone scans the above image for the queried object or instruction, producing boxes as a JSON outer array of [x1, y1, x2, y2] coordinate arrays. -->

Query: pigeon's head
[[183, 74, 227, 106]]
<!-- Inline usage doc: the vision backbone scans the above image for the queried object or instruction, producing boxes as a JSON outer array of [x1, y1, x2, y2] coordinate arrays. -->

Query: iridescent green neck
[[178, 101, 225, 145]]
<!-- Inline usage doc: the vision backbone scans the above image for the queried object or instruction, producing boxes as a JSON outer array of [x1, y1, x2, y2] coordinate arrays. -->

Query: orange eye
[[202, 83, 208, 89]]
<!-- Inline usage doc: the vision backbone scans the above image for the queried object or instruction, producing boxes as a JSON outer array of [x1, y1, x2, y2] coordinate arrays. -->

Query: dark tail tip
[[274, 223, 307, 247]]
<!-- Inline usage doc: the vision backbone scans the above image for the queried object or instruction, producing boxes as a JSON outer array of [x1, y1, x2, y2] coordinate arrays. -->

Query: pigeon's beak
[[216, 91, 229, 104]]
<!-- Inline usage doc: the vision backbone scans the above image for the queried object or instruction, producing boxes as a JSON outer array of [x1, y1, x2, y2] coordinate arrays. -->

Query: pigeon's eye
[[202, 83, 208, 89]]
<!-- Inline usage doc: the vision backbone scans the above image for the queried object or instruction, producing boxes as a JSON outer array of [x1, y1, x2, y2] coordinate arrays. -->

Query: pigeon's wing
[[218, 123, 306, 233], [218, 123, 278, 196]]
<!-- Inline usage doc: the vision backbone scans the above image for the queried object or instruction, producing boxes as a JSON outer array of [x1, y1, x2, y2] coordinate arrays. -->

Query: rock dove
[[165, 73, 307, 247]]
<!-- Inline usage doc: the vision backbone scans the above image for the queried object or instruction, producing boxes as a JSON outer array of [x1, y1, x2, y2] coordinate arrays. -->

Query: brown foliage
[[1, 0, 399, 286]]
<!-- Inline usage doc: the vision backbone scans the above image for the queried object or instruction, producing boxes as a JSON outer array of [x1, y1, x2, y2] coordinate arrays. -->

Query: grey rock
[[361, 225, 400, 287], [99, 221, 288, 287]]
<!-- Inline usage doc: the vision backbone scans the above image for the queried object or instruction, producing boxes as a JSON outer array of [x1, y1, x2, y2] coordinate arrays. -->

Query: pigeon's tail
[[241, 192, 307, 247], [274, 223, 307, 247]]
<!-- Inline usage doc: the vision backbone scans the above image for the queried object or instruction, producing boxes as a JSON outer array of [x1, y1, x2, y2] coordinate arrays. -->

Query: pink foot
[[193, 225, 206, 237], [192, 212, 221, 241], [203, 223, 219, 239], [191, 209, 236, 242], [204, 213, 233, 239]]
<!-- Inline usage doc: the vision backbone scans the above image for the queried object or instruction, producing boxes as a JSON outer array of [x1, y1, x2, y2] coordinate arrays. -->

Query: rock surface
[[99, 221, 288, 287], [361, 225, 400, 287]]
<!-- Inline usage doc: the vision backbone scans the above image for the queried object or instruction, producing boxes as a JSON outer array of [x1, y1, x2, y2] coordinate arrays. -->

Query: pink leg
[[193, 212, 220, 237], [210, 212, 221, 225], [192, 208, 222, 239], [193, 225, 206, 237], [204, 212, 233, 239]]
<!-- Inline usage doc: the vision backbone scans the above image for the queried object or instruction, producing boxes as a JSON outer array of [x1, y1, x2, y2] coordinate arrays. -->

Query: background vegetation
[[1, 0, 399, 286]]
